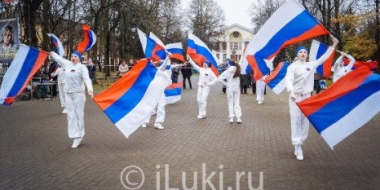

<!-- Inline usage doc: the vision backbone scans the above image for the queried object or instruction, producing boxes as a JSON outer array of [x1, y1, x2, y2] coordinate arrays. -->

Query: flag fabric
[[47, 33, 64, 57], [309, 40, 336, 78], [2, 0, 14, 3], [297, 66, 380, 149], [76, 25, 97, 53], [242, 0, 329, 81], [187, 33, 220, 76], [264, 61, 290, 95], [165, 82, 182, 104], [344, 59, 378, 71], [93, 59, 169, 138], [138, 29, 166, 62], [165, 43, 185, 62], [0, 44, 49, 105]]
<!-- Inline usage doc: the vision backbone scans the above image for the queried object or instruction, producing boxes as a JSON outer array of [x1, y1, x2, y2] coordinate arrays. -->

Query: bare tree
[[158, 0, 183, 43], [186, 0, 225, 47], [249, 0, 285, 33]]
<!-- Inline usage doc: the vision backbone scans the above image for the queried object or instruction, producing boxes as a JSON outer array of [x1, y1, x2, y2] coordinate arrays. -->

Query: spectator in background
[[129, 59, 135, 68], [118, 59, 129, 79], [86, 58, 96, 83], [313, 72, 322, 94], [250, 70, 256, 94], [48, 60, 59, 98], [181, 61, 193, 89], [171, 62, 181, 83], [240, 73, 249, 94]]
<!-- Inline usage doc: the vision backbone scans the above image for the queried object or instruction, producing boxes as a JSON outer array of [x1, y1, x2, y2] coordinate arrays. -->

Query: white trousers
[[65, 92, 86, 139], [144, 93, 166, 124], [197, 86, 210, 116], [256, 80, 266, 102], [227, 86, 242, 118], [289, 93, 310, 145], [58, 83, 66, 108]]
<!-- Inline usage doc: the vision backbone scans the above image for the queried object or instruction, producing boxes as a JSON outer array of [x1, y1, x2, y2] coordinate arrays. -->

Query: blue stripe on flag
[[104, 63, 158, 123], [187, 39, 218, 68], [267, 62, 289, 89], [309, 74, 380, 133], [7, 48, 39, 97], [165, 88, 181, 97]]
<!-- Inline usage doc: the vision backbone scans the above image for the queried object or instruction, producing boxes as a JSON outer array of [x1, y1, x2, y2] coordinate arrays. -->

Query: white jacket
[[188, 59, 217, 87], [50, 52, 93, 93]]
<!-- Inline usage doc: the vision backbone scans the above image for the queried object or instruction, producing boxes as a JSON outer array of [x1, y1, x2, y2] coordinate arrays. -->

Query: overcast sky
[[181, 0, 254, 29]]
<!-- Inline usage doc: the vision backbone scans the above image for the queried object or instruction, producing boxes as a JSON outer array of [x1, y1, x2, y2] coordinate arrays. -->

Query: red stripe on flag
[[267, 25, 330, 60], [246, 55, 264, 80], [297, 66, 372, 117], [264, 62, 284, 83], [166, 82, 183, 89]]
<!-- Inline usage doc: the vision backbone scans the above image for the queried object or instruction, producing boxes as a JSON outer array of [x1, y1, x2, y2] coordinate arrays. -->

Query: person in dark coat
[[48, 60, 58, 97]]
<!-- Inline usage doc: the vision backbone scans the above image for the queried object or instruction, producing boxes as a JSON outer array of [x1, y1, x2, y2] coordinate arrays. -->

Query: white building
[[212, 24, 255, 63]]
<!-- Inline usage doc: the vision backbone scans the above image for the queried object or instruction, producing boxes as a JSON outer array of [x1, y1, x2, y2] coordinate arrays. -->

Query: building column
[[226, 41, 230, 59]]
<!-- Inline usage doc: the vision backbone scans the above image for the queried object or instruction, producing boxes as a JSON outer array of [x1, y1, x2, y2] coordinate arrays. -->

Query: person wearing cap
[[50, 50, 94, 148], [217, 60, 242, 123], [285, 36, 339, 160], [141, 56, 172, 129], [187, 56, 217, 119], [331, 52, 355, 82]]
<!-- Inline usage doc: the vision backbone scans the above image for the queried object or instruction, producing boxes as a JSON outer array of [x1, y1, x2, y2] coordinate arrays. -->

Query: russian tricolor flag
[[76, 25, 97, 53], [344, 59, 378, 71], [242, 0, 329, 81], [187, 33, 220, 76], [138, 29, 166, 62], [165, 82, 182, 104], [165, 43, 185, 62], [93, 59, 170, 138], [309, 40, 336, 78], [47, 33, 64, 57], [297, 66, 380, 149], [264, 61, 290, 95], [0, 44, 49, 105]]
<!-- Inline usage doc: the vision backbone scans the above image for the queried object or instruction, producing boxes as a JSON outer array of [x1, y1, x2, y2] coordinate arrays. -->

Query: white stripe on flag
[[321, 91, 380, 149]]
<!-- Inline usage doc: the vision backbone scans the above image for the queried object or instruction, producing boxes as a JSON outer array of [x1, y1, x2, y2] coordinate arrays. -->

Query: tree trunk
[[376, 0, 380, 73]]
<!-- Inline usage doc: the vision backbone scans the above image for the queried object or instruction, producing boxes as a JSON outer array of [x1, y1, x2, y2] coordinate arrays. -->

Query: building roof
[[224, 23, 253, 34]]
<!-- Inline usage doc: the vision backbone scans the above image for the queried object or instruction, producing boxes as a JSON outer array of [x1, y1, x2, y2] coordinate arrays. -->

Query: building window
[[223, 54, 226, 61], [229, 42, 242, 50], [233, 31, 240, 38]]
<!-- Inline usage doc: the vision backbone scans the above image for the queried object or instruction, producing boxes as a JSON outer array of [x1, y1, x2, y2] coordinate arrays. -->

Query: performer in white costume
[[217, 60, 242, 123], [331, 52, 355, 82], [188, 57, 217, 119], [285, 36, 338, 160], [141, 57, 172, 129], [51, 65, 67, 113], [256, 75, 267, 104], [50, 51, 94, 148]]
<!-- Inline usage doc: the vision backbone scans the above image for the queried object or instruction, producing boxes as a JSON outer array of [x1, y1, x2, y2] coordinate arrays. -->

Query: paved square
[[1, 76, 379, 189]]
